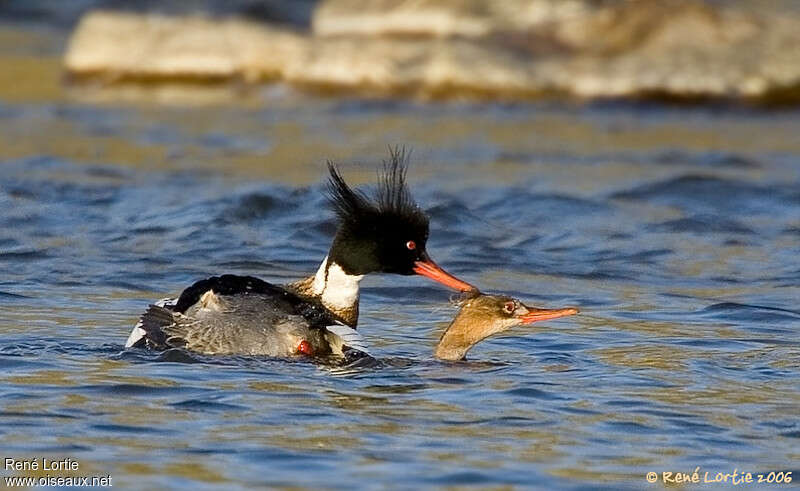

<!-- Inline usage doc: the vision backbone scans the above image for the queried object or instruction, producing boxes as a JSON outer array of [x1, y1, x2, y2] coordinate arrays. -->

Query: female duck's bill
[[517, 305, 580, 323], [434, 293, 579, 361]]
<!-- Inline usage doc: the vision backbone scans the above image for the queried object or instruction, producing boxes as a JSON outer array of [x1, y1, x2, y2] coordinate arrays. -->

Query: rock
[[312, 0, 595, 39], [64, 11, 306, 83], [63, 2, 800, 104]]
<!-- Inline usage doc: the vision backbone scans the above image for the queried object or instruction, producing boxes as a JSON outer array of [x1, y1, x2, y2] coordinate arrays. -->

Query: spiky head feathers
[[326, 148, 430, 276]]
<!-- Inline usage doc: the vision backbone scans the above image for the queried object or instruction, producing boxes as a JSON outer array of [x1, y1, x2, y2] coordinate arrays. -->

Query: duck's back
[[129, 274, 338, 356], [143, 294, 328, 356]]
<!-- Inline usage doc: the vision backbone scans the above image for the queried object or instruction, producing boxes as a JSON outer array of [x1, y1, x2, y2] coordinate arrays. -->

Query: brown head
[[435, 294, 579, 361]]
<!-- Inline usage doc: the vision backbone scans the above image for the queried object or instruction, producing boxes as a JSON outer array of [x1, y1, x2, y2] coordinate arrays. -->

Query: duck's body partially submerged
[[125, 149, 475, 357], [132, 275, 365, 357], [135, 276, 368, 358]]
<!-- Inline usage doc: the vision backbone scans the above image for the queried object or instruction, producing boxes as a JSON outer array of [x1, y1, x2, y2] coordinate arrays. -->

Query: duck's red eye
[[503, 302, 515, 314], [406, 240, 416, 250]]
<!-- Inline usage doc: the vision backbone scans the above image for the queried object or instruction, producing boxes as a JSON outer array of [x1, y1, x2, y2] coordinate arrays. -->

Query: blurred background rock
[[3, 0, 800, 104]]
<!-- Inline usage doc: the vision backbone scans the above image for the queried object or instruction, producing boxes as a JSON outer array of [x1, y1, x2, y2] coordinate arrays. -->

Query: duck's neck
[[435, 330, 472, 361], [288, 255, 363, 327], [435, 323, 476, 361], [435, 312, 502, 361]]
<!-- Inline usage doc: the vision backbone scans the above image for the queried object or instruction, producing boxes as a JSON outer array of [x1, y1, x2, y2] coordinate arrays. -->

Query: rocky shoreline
[[63, 0, 800, 104]]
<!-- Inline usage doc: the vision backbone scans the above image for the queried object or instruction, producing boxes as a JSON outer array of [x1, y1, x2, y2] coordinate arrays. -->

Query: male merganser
[[434, 293, 578, 361], [125, 148, 475, 351]]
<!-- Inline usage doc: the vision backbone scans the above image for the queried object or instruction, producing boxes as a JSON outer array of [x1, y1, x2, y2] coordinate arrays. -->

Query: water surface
[[1, 91, 800, 489]]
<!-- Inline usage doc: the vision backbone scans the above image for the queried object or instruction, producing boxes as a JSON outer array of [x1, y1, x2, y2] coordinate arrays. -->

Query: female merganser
[[134, 289, 370, 359], [125, 149, 475, 351], [435, 293, 578, 361]]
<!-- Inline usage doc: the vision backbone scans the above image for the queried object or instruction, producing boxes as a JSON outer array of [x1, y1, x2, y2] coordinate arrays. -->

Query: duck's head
[[326, 148, 475, 292], [435, 293, 579, 361]]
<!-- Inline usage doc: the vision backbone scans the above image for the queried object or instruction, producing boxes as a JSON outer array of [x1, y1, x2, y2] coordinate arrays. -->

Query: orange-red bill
[[518, 307, 579, 324], [413, 256, 476, 293]]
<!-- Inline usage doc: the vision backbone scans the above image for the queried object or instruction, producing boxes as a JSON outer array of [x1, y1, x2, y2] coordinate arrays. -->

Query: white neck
[[310, 256, 363, 311]]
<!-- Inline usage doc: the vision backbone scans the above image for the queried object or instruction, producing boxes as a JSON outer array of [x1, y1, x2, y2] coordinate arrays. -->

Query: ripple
[[0, 410, 79, 420], [612, 175, 800, 214], [649, 215, 755, 234], [218, 186, 304, 224], [699, 302, 800, 323], [78, 383, 205, 396], [0, 248, 49, 260], [90, 423, 168, 434], [477, 192, 609, 226], [170, 399, 246, 412], [0, 290, 29, 299], [603, 421, 660, 434], [428, 471, 495, 485], [652, 149, 761, 168], [506, 387, 564, 400]]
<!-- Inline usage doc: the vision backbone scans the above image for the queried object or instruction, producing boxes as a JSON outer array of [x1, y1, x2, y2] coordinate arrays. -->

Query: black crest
[[324, 147, 432, 275], [326, 146, 429, 233]]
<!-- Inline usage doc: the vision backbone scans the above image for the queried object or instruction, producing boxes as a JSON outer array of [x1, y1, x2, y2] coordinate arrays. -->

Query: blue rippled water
[[1, 99, 799, 489]]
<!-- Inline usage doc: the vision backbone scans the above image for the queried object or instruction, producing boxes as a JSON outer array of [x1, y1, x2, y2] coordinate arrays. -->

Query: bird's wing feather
[[326, 323, 370, 355], [125, 297, 176, 348]]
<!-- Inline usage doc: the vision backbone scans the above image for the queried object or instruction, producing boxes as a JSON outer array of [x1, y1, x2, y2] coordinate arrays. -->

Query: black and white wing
[[124, 297, 177, 348]]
